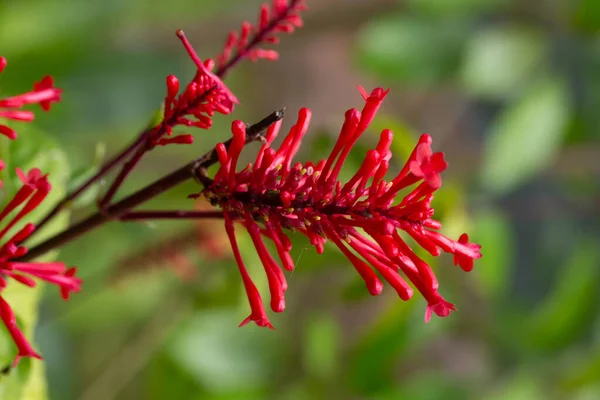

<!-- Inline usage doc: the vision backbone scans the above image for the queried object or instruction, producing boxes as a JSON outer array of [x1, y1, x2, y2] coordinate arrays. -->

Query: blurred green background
[[1, 0, 600, 399]]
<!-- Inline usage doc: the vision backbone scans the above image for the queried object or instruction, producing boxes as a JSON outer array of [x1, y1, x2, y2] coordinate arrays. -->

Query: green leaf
[[357, 15, 465, 85], [525, 240, 600, 352], [460, 26, 547, 100], [408, 0, 508, 17], [377, 373, 468, 400], [561, 350, 600, 391], [572, 0, 600, 34], [0, 125, 71, 399], [483, 370, 545, 400], [480, 77, 570, 194], [472, 209, 514, 300], [303, 313, 339, 381], [347, 301, 432, 395], [166, 310, 282, 394]]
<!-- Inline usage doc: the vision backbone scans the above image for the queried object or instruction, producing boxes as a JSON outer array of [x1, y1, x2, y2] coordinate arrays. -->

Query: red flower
[[215, 0, 307, 76], [199, 87, 482, 328], [0, 168, 81, 366], [0, 57, 61, 140], [148, 32, 239, 149]]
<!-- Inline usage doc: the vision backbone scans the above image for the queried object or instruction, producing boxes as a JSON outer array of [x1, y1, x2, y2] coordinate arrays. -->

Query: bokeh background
[[1, 0, 600, 399]]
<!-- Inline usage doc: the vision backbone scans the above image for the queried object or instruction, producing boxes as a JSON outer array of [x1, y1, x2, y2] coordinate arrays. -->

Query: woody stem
[[19, 109, 284, 261]]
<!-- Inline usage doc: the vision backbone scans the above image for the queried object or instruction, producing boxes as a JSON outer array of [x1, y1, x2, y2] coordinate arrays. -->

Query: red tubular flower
[[148, 32, 239, 149], [0, 168, 81, 366], [200, 87, 482, 328], [0, 57, 61, 141], [215, 0, 307, 76]]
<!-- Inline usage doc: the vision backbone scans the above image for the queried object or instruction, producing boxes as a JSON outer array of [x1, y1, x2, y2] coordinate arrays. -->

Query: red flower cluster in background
[[0, 57, 80, 366], [0, 58, 61, 142], [201, 87, 482, 328], [216, 0, 306, 74], [149, 0, 306, 149]]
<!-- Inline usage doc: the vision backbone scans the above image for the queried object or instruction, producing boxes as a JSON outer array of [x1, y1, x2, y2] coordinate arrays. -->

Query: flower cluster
[[216, 0, 307, 74], [0, 57, 61, 191], [201, 87, 482, 328], [0, 57, 81, 366], [146, 0, 306, 150], [0, 58, 61, 142], [149, 31, 238, 149]]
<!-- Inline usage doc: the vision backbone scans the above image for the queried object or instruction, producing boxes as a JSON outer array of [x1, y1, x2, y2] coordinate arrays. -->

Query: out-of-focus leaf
[[61, 272, 177, 332], [303, 313, 339, 380], [561, 349, 600, 392], [0, 0, 127, 57], [408, 0, 508, 17], [480, 77, 570, 194], [166, 310, 282, 394], [525, 241, 600, 352], [357, 15, 465, 85], [472, 209, 513, 300], [483, 370, 545, 400], [378, 373, 469, 400], [147, 352, 205, 400], [347, 300, 435, 395], [461, 26, 547, 99], [572, 0, 600, 34]]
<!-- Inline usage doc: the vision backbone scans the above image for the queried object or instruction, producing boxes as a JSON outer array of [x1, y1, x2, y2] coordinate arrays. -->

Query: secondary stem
[[33, 131, 149, 235], [120, 210, 224, 220], [20, 109, 284, 261], [97, 87, 216, 208]]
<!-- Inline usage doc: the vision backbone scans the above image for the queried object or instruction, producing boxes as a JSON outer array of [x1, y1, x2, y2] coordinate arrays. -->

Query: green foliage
[[525, 241, 600, 352], [472, 209, 514, 300], [357, 15, 465, 85], [407, 0, 508, 17], [480, 77, 570, 194], [460, 26, 547, 100]]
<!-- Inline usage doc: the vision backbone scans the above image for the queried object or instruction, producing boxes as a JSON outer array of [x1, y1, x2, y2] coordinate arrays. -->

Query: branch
[[20, 109, 285, 261], [32, 131, 149, 235], [120, 210, 224, 220]]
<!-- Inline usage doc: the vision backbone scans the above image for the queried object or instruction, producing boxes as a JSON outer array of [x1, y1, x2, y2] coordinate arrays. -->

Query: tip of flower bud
[[367, 278, 384, 296], [0, 57, 7, 73], [271, 298, 286, 313], [418, 133, 433, 145]]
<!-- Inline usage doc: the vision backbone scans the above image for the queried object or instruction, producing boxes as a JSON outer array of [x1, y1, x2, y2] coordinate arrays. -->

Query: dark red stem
[[33, 131, 149, 235], [120, 210, 224, 220], [97, 87, 216, 209], [19, 109, 284, 261]]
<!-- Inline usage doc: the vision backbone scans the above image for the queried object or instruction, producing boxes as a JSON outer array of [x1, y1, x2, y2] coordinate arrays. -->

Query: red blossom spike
[[215, 0, 307, 77], [145, 31, 239, 154], [0, 168, 81, 366], [0, 57, 61, 141], [200, 86, 482, 327]]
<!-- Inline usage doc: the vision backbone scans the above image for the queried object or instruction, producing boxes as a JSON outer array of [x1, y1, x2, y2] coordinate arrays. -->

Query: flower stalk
[[19, 109, 285, 260]]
